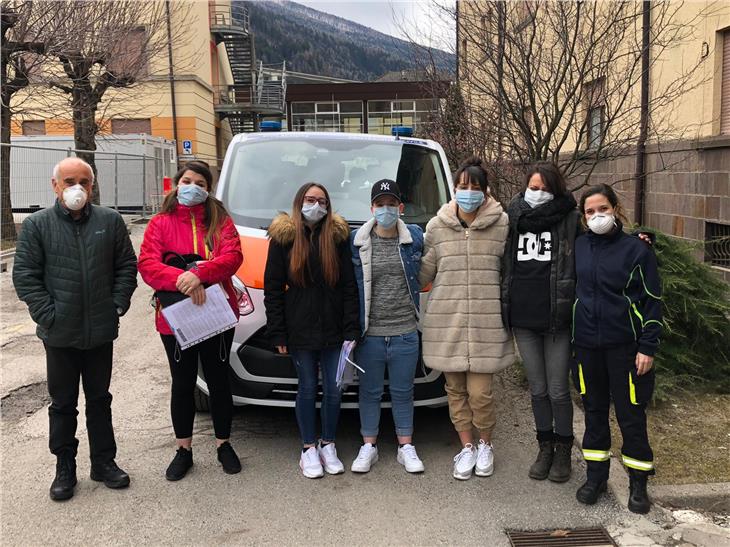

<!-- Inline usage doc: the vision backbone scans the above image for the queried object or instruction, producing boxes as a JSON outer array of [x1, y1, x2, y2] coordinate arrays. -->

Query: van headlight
[[231, 276, 255, 316]]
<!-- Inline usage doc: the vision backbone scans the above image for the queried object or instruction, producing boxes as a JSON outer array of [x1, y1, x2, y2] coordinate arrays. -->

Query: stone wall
[[569, 136, 730, 283]]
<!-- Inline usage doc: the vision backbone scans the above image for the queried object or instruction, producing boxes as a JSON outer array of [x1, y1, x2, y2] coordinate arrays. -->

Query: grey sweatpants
[[513, 328, 573, 438]]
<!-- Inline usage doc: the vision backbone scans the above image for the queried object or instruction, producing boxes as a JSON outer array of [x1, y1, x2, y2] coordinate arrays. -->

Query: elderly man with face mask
[[13, 157, 137, 501]]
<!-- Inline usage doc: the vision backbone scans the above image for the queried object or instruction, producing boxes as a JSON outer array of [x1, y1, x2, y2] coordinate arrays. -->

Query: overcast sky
[[294, 1, 456, 52]]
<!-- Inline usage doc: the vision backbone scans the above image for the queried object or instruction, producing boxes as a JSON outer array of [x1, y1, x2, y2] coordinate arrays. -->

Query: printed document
[[161, 284, 237, 350]]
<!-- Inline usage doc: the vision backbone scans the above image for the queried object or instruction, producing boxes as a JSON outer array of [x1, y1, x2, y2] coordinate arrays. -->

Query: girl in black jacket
[[573, 184, 662, 514], [264, 182, 360, 479], [502, 162, 581, 483]]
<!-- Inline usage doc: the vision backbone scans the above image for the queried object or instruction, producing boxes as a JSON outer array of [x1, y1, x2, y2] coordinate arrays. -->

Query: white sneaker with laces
[[397, 444, 425, 473], [453, 443, 477, 480], [475, 439, 494, 477], [299, 447, 324, 479], [351, 443, 379, 473], [317, 442, 345, 475]]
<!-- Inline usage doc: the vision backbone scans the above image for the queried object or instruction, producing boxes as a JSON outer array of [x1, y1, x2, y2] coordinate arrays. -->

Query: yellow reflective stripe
[[638, 265, 661, 300], [629, 372, 638, 405], [632, 303, 644, 324], [624, 295, 637, 340], [622, 454, 654, 471], [578, 363, 586, 395], [571, 298, 578, 341], [190, 212, 199, 256], [582, 449, 610, 462]]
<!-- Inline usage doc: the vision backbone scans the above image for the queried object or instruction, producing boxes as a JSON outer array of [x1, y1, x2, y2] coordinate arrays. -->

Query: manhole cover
[[506, 527, 616, 547]]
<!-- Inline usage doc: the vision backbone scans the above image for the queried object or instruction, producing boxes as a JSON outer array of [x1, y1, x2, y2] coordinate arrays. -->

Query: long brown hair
[[524, 162, 568, 196], [160, 162, 230, 252], [289, 182, 340, 288]]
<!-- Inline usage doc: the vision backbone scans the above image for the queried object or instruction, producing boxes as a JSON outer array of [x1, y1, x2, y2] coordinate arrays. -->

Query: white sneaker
[[351, 443, 379, 473], [299, 447, 324, 479], [397, 444, 425, 473], [475, 439, 494, 477], [453, 443, 477, 480], [317, 442, 345, 475]]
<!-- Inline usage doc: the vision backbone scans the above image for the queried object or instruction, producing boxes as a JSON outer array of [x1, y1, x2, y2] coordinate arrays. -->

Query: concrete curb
[[571, 398, 730, 517]]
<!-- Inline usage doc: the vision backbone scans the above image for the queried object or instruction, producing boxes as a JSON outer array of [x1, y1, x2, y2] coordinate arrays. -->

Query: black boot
[[576, 479, 607, 504], [50, 452, 77, 501], [528, 440, 554, 480], [548, 439, 573, 483], [166, 447, 194, 481], [90, 460, 130, 489], [628, 468, 652, 514]]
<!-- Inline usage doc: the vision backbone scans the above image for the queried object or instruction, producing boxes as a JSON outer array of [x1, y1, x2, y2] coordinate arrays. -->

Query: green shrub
[[646, 229, 730, 400]]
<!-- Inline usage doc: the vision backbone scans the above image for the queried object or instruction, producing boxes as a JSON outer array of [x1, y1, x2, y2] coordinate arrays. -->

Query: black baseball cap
[[371, 179, 401, 203]]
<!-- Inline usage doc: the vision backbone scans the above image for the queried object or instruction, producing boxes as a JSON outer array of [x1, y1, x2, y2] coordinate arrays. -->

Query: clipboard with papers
[[161, 284, 238, 350], [336, 340, 363, 389]]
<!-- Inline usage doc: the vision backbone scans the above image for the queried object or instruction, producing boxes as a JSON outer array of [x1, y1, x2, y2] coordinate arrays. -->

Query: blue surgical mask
[[177, 184, 208, 206], [373, 206, 399, 229], [524, 188, 554, 208], [302, 202, 328, 223], [455, 189, 485, 213]]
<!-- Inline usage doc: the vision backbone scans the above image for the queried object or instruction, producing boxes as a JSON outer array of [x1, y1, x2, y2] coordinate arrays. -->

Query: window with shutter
[[22, 120, 45, 135], [720, 30, 730, 134], [111, 118, 151, 134]]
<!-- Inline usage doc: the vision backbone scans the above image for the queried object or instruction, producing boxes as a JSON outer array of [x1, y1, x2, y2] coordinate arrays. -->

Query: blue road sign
[[182, 140, 192, 154]]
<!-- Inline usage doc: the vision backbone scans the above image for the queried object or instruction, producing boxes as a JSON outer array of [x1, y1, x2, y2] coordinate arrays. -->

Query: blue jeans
[[290, 348, 341, 446], [356, 331, 419, 438]]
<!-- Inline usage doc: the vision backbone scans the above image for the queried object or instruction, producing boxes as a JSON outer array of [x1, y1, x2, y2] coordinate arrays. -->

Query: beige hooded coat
[[419, 199, 515, 373]]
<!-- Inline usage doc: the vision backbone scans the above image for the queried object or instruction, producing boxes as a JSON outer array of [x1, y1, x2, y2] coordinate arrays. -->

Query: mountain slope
[[242, 0, 454, 81]]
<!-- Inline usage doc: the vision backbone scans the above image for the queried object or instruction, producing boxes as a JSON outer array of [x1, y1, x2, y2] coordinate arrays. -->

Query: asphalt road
[[1, 223, 640, 546]]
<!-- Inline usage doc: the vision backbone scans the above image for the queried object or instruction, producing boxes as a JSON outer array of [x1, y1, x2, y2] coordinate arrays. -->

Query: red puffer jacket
[[138, 202, 243, 335]]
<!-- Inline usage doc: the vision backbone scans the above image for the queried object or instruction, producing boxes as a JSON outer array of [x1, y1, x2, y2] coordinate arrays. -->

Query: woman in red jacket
[[138, 161, 243, 481]]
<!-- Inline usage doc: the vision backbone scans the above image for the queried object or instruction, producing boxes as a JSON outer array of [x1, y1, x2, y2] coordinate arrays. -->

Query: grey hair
[[52, 157, 95, 183]]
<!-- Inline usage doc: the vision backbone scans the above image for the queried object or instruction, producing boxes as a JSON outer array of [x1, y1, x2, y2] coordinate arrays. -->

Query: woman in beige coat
[[420, 157, 514, 480]]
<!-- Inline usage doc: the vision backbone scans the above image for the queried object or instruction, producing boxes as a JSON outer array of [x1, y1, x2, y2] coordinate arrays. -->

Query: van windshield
[[221, 137, 450, 228]]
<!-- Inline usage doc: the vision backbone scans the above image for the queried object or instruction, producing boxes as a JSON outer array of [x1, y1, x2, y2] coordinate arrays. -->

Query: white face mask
[[524, 188, 554, 208], [587, 213, 616, 234], [62, 184, 88, 211], [302, 202, 327, 223]]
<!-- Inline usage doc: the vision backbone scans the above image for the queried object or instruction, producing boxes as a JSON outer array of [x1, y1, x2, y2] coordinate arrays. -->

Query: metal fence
[[3, 142, 171, 218]]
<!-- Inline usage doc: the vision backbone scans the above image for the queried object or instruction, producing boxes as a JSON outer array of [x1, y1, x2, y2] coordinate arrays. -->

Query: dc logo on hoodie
[[517, 232, 552, 262]]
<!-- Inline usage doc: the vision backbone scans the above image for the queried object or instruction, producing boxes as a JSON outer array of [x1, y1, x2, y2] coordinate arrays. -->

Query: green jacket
[[13, 201, 138, 349]]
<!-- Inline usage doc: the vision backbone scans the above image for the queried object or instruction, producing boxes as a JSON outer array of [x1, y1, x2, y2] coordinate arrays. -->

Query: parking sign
[[182, 140, 192, 154]]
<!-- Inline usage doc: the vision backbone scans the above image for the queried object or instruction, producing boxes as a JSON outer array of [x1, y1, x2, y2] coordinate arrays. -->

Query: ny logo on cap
[[381, 182, 390, 191]]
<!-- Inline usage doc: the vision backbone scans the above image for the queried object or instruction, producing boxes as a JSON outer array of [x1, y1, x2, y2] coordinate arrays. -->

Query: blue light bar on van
[[260, 121, 282, 132], [391, 126, 413, 137]]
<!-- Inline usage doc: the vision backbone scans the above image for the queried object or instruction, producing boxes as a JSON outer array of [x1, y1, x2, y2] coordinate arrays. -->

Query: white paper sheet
[[161, 284, 238, 350]]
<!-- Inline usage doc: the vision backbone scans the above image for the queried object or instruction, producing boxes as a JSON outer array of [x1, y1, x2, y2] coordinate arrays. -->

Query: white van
[[195, 130, 453, 410]]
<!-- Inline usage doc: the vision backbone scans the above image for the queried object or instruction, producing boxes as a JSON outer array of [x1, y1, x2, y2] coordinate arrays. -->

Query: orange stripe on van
[[235, 235, 270, 290]]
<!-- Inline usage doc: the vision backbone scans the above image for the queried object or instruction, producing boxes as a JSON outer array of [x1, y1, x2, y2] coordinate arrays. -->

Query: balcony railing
[[209, 1, 249, 33]]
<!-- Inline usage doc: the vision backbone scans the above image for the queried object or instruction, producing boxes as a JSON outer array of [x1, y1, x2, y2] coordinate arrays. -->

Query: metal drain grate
[[506, 527, 616, 547]]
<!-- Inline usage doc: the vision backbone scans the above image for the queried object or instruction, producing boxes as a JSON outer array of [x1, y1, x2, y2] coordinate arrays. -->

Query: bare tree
[[403, 1, 719, 201], [41, 0, 192, 203], [1, 0, 57, 242]]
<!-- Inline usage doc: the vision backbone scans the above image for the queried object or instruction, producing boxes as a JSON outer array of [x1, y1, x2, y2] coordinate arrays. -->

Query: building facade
[[457, 1, 730, 281]]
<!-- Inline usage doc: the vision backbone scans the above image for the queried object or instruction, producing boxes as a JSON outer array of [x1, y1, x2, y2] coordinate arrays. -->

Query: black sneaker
[[166, 447, 194, 481], [90, 460, 130, 489], [50, 453, 77, 501], [217, 442, 241, 474]]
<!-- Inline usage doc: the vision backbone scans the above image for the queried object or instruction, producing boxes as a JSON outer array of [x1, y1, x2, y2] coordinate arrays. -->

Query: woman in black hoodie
[[264, 182, 360, 479], [502, 162, 581, 483]]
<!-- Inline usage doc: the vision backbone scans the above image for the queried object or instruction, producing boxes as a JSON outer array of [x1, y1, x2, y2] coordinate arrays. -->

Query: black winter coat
[[263, 213, 360, 350], [501, 193, 582, 332], [13, 201, 138, 349]]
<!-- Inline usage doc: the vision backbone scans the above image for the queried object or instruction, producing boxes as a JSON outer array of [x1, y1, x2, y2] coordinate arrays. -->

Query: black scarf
[[507, 192, 578, 234]]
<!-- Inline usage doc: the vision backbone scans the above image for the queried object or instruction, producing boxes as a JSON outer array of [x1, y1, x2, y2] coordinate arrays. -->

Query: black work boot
[[576, 479, 607, 505], [166, 447, 194, 481], [548, 439, 573, 483], [90, 460, 130, 489], [528, 440, 554, 480], [627, 468, 652, 514], [50, 452, 77, 501]]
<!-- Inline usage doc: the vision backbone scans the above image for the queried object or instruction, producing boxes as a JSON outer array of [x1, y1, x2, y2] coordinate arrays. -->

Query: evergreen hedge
[[647, 229, 730, 400]]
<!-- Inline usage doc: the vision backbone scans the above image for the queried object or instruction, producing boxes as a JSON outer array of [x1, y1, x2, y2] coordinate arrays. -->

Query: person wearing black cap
[[349, 179, 425, 474]]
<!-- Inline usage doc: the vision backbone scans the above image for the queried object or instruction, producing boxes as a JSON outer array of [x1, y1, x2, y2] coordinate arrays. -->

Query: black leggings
[[161, 329, 235, 440]]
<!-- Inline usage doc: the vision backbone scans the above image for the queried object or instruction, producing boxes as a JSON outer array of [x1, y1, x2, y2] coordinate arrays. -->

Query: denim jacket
[[350, 218, 423, 336]]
